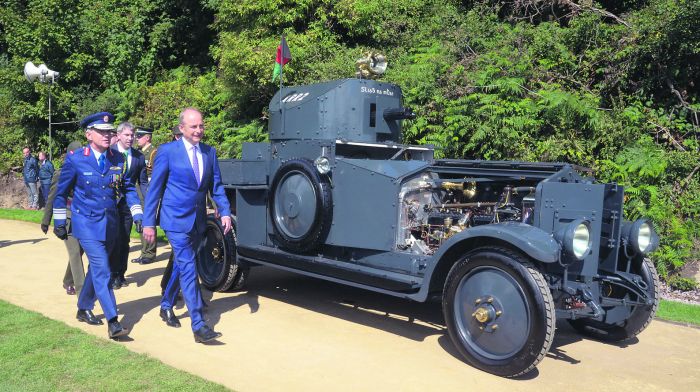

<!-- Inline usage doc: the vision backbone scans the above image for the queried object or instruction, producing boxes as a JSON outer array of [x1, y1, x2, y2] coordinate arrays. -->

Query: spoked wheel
[[197, 215, 249, 292], [443, 247, 555, 377], [568, 258, 659, 342]]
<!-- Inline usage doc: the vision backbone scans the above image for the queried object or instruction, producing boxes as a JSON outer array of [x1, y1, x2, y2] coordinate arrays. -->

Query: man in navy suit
[[53, 112, 143, 339], [143, 107, 231, 343], [109, 122, 149, 289]]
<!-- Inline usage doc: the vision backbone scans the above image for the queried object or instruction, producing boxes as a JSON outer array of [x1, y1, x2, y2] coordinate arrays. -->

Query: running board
[[237, 245, 422, 296]]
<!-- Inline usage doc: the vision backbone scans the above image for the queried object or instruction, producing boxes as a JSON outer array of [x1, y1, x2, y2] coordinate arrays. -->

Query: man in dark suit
[[143, 108, 231, 343], [53, 111, 143, 339], [109, 122, 149, 289]]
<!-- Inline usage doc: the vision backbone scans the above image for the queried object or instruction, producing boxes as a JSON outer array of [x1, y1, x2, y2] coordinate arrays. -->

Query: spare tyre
[[269, 158, 332, 252]]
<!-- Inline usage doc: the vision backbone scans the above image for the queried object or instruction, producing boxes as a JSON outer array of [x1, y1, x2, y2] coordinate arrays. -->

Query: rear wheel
[[197, 215, 249, 292], [568, 258, 659, 342], [443, 247, 555, 377]]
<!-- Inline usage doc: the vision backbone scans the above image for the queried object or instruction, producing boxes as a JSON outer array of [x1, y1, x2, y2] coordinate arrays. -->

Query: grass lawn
[[0, 300, 230, 392], [657, 299, 700, 326], [0, 208, 166, 241]]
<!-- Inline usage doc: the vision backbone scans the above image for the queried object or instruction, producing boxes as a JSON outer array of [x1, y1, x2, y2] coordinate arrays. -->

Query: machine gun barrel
[[384, 107, 416, 121]]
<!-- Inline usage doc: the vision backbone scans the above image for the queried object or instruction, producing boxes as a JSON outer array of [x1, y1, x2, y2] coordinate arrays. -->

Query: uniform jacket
[[111, 145, 149, 199], [53, 147, 143, 241], [141, 143, 157, 179], [42, 167, 71, 226], [23, 155, 38, 182], [39, 159, 55, 185], [144, 139, 231, 234]]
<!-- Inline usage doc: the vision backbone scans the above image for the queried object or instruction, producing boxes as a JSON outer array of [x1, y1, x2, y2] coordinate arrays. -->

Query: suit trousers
[[77, 238, 118, 320], [162, 230, 205, 331], [109, 200, 133, 279]]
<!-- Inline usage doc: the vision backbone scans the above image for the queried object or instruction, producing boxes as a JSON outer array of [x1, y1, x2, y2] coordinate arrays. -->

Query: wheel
[[269, 158, 332, 252], [442, 247, 555, 377], [568, 258, 659, 342], [197, 215, 249, 292]]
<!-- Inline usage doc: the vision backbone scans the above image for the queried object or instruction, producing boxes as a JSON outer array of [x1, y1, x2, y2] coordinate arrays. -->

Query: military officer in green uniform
[[41, 141, 86, 295], [132, 126, 158, 264]]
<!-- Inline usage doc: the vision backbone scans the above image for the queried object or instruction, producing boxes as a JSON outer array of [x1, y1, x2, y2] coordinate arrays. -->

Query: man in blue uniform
[[143, 107, 231, 343], [53, 112, 143, 340]]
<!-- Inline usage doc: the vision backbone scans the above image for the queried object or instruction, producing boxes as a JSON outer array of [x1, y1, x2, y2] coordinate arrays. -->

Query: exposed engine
[[397, 172, 538, 254]]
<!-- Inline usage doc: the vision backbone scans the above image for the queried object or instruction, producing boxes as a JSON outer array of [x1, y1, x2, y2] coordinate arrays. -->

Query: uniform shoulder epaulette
[[83, 147, 90, 156]]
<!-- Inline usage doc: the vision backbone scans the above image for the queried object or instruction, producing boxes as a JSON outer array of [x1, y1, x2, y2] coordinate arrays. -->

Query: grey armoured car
[[196, 78, 660, 377]]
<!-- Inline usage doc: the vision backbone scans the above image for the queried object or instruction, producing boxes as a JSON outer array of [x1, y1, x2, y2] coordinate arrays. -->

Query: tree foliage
[[1, 0, 698, 276]]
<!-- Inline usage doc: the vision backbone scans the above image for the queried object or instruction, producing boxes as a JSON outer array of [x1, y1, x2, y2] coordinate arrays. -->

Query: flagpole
[[279, 35, 285, 137]]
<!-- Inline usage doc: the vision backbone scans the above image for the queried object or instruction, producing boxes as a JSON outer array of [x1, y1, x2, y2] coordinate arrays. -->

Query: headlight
[[572, 223, 591, 259], [314, 156, 331, 174], [622, 219, 659, 254], [555, 219, 592, 261]]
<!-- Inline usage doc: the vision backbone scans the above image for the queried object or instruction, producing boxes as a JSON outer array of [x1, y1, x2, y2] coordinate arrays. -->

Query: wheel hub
[[470, 295, 503, 333]]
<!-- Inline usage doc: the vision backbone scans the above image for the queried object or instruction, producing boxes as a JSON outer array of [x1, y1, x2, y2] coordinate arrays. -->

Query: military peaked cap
[[80, 112, 115, 131]]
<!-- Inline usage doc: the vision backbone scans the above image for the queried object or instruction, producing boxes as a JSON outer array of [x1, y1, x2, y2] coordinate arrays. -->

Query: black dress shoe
[[119, 276, 129, 287], [193, 325, 222, 343], [76, 309, 103, 325], [132, 256, 155, 264], [110, 279, 121, 290], [159, 308, 181, 328], [108, 320, 129, 339]]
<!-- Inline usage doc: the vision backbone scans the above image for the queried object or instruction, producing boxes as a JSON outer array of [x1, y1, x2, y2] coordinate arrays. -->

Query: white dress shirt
[[182, 138, 204, 181], [116, 144, 132, 171]]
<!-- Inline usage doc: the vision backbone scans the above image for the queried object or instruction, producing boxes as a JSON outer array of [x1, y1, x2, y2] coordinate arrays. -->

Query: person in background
[[109, 122, 149, 289], [131, 127, 158, 265], [22, 147, 39, 210], [144, 109, 230, 343], [41, 141, 85, 296], [52, 111, 143, 340], [38, 151, 55, 208]]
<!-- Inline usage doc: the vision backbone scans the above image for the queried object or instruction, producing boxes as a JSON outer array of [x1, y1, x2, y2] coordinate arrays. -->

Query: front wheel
[[197, 215, 249, 292], [443, 247, 555, 377]]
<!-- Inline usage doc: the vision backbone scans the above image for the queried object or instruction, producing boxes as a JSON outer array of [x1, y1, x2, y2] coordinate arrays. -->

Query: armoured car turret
[[198, 78, 660, 377]]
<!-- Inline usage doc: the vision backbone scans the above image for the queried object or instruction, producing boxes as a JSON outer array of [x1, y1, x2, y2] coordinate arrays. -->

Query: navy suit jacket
[[143, 139, 231, 234]]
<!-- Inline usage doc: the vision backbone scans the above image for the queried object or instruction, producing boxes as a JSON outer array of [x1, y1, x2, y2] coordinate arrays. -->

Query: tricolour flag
[[272, 35, 292, 82]]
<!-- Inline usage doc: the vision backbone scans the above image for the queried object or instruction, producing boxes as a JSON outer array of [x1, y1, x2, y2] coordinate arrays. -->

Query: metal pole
[[279, 35, 285, 136], [48, 80, 52, 162]]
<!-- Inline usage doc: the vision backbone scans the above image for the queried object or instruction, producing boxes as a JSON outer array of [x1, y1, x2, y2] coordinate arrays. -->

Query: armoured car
[[197, 78, 660, 377]]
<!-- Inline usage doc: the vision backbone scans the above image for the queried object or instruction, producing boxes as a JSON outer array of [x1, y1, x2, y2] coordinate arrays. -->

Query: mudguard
[[431, 222, 561, 264]]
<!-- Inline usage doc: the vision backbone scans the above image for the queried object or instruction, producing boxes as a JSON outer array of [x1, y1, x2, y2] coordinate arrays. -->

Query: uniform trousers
[[78, 237, 119, 320], [162, 230, 205, 331], [62, 235, 85, 291]]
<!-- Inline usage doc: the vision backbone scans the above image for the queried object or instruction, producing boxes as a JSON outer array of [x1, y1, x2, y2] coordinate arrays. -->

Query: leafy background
[[1, 0, 698, 283]]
